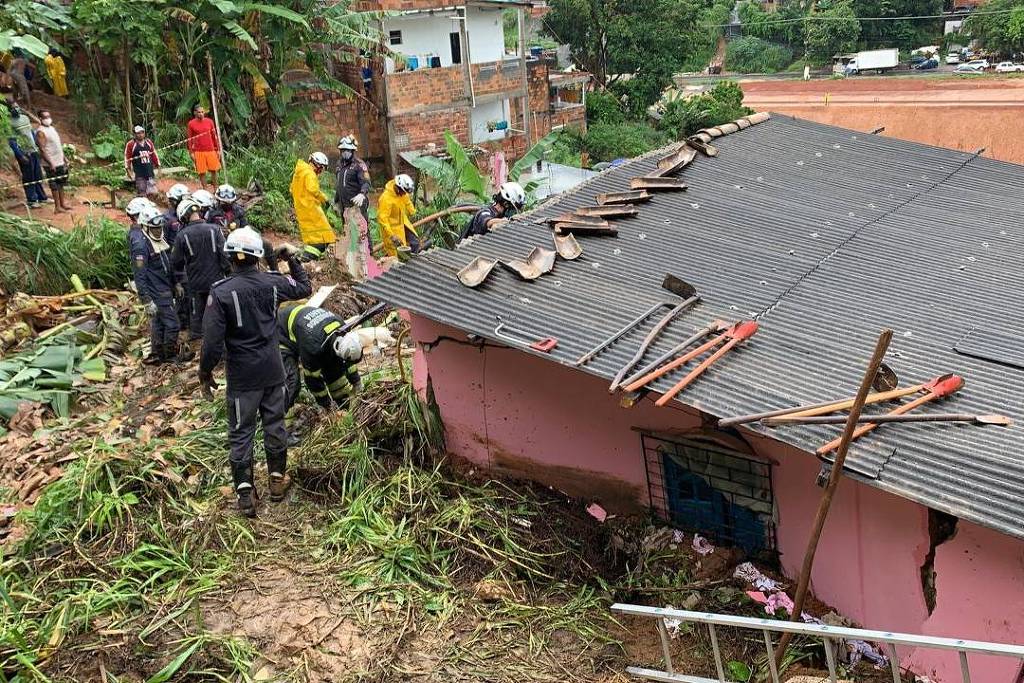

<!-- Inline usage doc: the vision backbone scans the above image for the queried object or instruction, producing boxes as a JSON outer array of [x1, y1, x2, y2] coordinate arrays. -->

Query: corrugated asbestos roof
[[358, 115, 1024, 540]]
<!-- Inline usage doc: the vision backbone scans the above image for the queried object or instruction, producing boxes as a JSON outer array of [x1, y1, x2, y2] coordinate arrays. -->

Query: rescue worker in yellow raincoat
[[376, 173, 420, 259], [44, 48, 68, 98], [290, 152, 336, 261]]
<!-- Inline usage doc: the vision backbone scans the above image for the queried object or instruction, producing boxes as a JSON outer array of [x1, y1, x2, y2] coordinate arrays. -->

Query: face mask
[[42, 118, 53, 126], [341, 151, 353, 161]]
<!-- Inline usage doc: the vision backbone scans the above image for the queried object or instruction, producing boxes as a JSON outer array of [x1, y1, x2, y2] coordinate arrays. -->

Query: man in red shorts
[[186, 104, 221, 189]]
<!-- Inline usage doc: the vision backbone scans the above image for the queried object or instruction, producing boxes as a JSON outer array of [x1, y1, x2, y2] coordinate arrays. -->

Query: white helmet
[[224, 226, 265, 258], [394, 174, 414, 193], [166, 183, 190, 203], [337, 135, 357, 151], [126, 196, 156, 218], [138, 206, 165, 229], [176, 196, 203, 222], [332, 331, 363, 362], [215, 183, 238, 203], [191, 189, 215, 209], [309, 151, 329, 168], [498, 181, 526, 209]]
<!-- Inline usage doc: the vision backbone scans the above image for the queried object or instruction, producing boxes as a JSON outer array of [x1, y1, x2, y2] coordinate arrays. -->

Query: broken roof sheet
[[358, 114, 1024, 540]]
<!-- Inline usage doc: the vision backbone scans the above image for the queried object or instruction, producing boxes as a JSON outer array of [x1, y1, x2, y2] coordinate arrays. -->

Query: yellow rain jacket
[[44, 54, 68, 97], [376, 179, 417, 258], [290, 159, 335, 246]]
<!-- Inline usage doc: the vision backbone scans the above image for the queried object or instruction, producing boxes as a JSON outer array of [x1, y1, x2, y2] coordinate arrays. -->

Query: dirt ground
[[742, 75, 1024, 163]]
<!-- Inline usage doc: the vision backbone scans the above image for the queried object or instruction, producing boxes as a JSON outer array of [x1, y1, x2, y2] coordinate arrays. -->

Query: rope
[[1, 130, 216, 194]]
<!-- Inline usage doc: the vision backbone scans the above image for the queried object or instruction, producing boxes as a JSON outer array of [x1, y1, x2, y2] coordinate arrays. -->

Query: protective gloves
[[198, 369, 217, 401]]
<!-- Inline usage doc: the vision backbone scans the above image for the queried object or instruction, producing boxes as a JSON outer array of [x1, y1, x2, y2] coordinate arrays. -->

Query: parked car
[[914, 58, 939, 70], [946, 53, 960, 65], [995, 61, 1024, 73], [954, 63, 984, 74], [967, 59, 990, 70]]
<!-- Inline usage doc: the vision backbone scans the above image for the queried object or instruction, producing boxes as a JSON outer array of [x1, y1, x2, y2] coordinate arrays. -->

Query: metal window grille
[[641, 433, 776, 553], [389, 30, 403, 46]]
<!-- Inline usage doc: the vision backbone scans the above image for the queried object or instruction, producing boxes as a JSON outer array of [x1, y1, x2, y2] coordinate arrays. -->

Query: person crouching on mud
[[198, 227, 311, 517]]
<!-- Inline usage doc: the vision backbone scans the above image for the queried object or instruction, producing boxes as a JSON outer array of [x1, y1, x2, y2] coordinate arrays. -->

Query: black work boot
[[164, 341, 194, 365], [267, 452, 291, 502], [143, 340, 166, 365], [230, 461, 257, 517]]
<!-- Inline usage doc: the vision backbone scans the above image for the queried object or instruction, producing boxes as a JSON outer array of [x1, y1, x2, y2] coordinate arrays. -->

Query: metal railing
[[612, 603, 1024, 683]]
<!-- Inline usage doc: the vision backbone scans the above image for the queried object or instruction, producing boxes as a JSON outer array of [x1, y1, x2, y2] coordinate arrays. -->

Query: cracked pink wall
[[411, 314, 1024, 681]]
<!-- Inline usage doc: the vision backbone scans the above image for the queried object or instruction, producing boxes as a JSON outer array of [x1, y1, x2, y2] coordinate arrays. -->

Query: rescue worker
[[44, 48, 68, 98], [289, 151, 335, 261], [208, 183, 247, 231], [129, 207, 190, 365], [461, 182, 526, 240], [171, 195, 229, 341], [162, 183, 190, 241], [277, 303, 363, 418], [164, 183, 191, 329], [333, 135, 372, 279], [190, 188, 216, 221], [126, 196, 157, 228], [377, 173, 419, 259], [198, 228, 312, 517]]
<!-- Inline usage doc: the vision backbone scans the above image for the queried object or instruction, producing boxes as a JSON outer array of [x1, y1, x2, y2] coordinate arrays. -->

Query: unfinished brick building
[[305, 0, 588, 173]]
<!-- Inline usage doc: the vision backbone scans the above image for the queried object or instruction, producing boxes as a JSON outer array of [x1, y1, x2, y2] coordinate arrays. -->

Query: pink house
[[361, 114, 1024, 682]]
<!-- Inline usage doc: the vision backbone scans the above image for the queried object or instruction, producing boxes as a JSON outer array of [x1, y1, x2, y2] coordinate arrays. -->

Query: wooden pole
[[206, 52, 227, 173], [773, 328, 893, 670]]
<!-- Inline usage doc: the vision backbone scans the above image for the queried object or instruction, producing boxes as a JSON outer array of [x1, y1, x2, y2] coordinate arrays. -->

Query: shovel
[[717, 362, 902, 427], [608, 276, 700, 392], [654, 321, 759, 406], [457, 256, 499, 288], [764, 413, 1011, 427], [553, 232, 583, 260], [817, 374, 965, 454]]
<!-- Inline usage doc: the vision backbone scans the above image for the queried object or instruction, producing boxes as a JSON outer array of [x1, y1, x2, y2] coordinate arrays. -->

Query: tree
[[964, 0, 1024, 55], [853, 0, 943, 52], [545, 0, 708, 113], [67, 0, 381, 142], [803, 0, 861, 61], [0, 0, 72, 57]]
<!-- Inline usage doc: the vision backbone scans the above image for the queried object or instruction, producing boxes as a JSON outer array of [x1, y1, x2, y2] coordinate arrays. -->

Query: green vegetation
[[2, 0, 380, 144], [658, 81, 752, 139], [578, 122, 670, 162], [964, 0, 1024, 55], [545, 0, 731, 116], [0, 214, 131, 295], [804, 0, 861, 62], [726, 36, 794, 74]]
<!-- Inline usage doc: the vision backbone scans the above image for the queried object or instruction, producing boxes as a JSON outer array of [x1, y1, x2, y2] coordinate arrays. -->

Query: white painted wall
[[382, 12, 462, 71], [465, 5, 511, 64], [470, 99, 509, 143]]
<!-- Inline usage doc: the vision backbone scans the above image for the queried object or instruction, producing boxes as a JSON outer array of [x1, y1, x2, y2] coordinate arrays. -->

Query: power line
[[697, 7, 1013, 29]]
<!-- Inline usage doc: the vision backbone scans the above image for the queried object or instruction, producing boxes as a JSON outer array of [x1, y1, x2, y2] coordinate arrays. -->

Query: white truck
[[833, 48, 900, 76]]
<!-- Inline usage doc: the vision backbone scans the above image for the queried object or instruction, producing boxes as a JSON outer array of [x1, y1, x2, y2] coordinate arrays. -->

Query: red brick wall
[[552, 105, 586, 131], [527, 59, 551, 113], [297, 89, 388, 161], [390, 107, 470, 156], [471, 59, 526, 98], [386, 66, 468, 115]]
